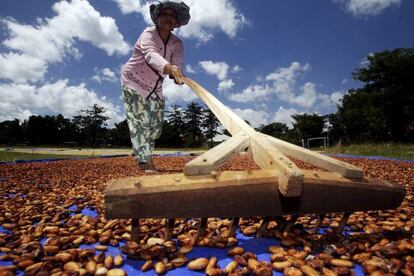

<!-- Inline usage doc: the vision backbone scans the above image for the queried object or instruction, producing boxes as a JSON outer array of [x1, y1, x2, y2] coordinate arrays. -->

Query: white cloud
[[231, 108, 269, 128], [231, 65, 242, 73], [0, 0, 129, 83], [185, 64, 196, 74], [228, 84, 270, 102], [198, 60, 240, 92], [229, 62, 310, 105], [293, 82, 318, 108], [333, 0, 401, 16], [342, 78, 348, 84], [198, 61, 229, 80], [92, 68, 118, 83], [114, 0, 247, 43], [162, 78, 198, 104], [0, 53, 47, 83], [0, 80, 124, 126], [318, 91, 344, 107], [330, 91, 344, 103], [228, 62, 344, 111], [178, 0, 246, 42], [112, 0, 144, 14], [218, 79, 234, 92], [265, 62, 311, 103], [273, 107, 299, 128], [359, 52, 374, 67]]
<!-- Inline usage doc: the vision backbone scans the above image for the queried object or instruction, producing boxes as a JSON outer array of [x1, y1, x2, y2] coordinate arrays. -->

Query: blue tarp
[[1, 151, 413, 166], [326, 153, 414, 163], [0, 152, 195, 165]]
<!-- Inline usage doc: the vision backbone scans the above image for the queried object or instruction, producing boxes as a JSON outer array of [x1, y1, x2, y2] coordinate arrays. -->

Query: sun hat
[[150, 1, 191, 27]]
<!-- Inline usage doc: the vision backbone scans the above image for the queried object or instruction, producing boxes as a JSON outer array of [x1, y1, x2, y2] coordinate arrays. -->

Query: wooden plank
[[184, 132, 249, 175], [262, 133, 364, 179], [184, 78, 303, 196], [105, 170, 405, 219], [250, 135, 303, 196], [184, 78, 251, 136], [131, 218, 140, 242]]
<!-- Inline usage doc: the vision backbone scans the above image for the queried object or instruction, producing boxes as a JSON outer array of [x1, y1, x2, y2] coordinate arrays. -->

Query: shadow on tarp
[[0, 205, 365, 275]]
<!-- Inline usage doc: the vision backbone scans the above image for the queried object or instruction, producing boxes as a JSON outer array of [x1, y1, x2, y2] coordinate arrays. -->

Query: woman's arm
[[139, 29, 169, 76], [165, 39, 184, 84], [170, 40, 184, 70]]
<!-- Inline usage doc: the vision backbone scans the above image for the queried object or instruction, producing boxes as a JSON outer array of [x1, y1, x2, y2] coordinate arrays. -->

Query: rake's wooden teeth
[[192, 217, 208, 245], [256, 216, 271, 238], [165, 218, 175, 240], [131, 218, 140, 242], [229, 217, 240, 237], [283, 215, 298, 233], [336, 212, 351, 235], [311, 214, 325, 234], [275, 216, 287, 231]]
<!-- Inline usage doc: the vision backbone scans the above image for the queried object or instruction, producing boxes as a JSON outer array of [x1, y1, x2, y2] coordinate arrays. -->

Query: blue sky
[[1, 0, 413, 128]]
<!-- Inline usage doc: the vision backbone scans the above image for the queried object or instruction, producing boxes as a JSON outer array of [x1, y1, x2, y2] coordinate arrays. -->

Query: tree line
[[0, 103, 221, 148], [0, 48, 413, 147]]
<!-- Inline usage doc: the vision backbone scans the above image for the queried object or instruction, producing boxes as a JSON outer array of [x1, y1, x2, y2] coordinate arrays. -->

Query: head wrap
[[150, 1, 190, 27]]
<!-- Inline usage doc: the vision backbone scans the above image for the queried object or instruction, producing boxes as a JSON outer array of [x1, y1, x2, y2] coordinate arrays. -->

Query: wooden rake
[[105, 78, 405, 242]]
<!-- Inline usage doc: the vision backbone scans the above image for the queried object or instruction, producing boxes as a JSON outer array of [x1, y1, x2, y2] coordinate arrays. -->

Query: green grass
[[0, 151, 88, 162], [324, 143, 414, 160]]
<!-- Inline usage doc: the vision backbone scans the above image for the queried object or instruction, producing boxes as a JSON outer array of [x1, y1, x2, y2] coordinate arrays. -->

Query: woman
[[121, 1, 190, 171]]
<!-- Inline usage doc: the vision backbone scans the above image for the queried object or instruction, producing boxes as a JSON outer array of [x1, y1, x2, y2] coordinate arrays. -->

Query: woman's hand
[[163, 64, 184, 85]]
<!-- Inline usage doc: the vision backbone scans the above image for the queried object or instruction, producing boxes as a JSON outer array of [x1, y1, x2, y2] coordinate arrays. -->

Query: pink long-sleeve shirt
[[121, 26, 184, 99]]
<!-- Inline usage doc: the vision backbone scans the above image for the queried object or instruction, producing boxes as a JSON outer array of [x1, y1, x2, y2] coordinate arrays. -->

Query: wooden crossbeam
[[105, 170, 405, 219], [184, 132, 249, 175], [262, 133, 364, 179], [184, 78, 304, 197], [250, 135, 303, 196], [183, 78, 365, 194], [184, 78, 250, 136]]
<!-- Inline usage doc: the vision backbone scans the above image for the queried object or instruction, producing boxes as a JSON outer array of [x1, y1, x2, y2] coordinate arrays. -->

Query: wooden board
[[184, 78, 251, 136], [105, 170, 405, 219], [250, 135, 304, 196], [183, 78, 365, 183], [184, 78, 303, 197], [262, 133, 364, 179], [184, 132, 249, 175]]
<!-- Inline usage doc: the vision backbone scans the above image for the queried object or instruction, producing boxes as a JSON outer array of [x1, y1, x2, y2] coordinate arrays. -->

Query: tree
[[330, 90, 388, 143], [156, 105, 185, 147], [0, 119, 23, 145], [25, 115, 63, 145], [331, 48, 414, 143], [183, 102, 204, 147], [54, 114, 76, 144], [107, 119, 131, 146], [351, 48, 414, 141], [291, 113, 326, 140], [167, 105, 185, 130], [72, 104, 109, 146], [223, 120, 250, 137], [156, 120, 184, 147], [202, 108, 221, 148], [257, 122, 289, 139]]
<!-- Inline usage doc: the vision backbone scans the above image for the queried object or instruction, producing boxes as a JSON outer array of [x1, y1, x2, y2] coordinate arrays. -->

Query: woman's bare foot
[[137, 160, 157, 173]]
